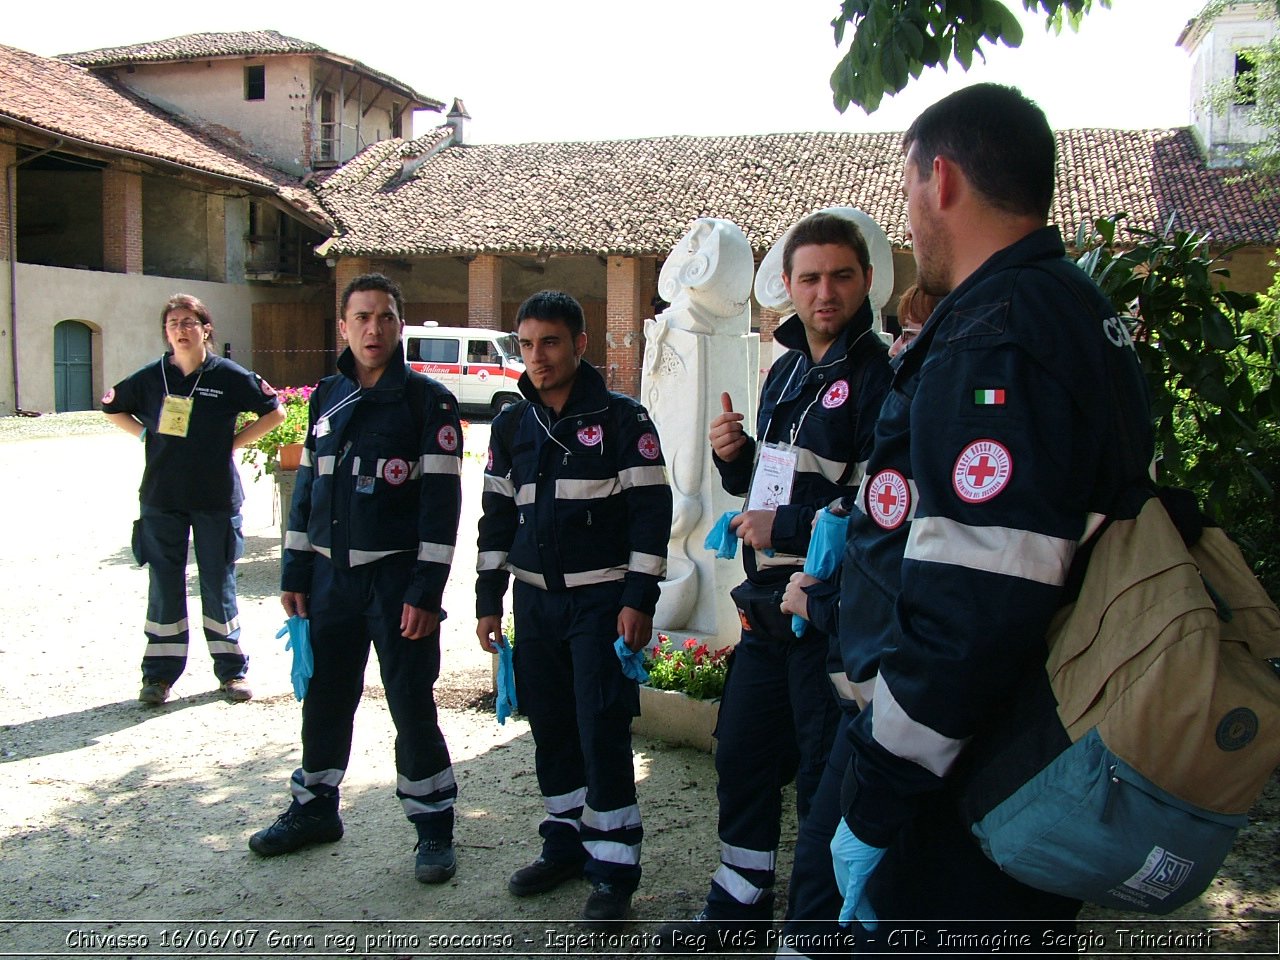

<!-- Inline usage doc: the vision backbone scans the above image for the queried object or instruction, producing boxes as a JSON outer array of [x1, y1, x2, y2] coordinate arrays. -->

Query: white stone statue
[[643, 218, 759, 638]]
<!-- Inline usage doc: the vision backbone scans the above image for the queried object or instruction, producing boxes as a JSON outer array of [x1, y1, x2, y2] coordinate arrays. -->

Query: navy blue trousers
[[512, 579, 643, 893], [136, 506, 246, 685], [704, 580, 840, 918], [290, 554, 456, 840]]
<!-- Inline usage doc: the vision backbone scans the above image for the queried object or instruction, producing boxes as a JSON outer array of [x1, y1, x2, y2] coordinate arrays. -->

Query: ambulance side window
[[468, 339, 500, 364], [411, 338, 459, 363]]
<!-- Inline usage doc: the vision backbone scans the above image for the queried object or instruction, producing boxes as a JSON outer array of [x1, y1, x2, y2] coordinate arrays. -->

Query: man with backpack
[[249, 273, 464, 886], [828, 83, 1153, 952]]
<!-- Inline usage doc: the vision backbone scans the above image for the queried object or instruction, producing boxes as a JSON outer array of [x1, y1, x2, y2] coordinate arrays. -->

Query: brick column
[[757, 307, 783, 345], [606, 255, 648, 397], [0, 141, 14, 262], [333, 256, 373, 351], [102, 169, 143, 274], [468, 255, 503, 330], [205, 194, 227, 282]]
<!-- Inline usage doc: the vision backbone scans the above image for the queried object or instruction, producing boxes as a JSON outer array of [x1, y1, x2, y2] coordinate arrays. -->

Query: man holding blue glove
[[829, 84, 1151, 953], [249, 274, 464, 887], [657, 213, 890, 949], [475, 291, 672, 924]]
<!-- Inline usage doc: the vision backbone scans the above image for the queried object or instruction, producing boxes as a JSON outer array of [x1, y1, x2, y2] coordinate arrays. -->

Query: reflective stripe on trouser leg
[[290, 767, 343, 808], [191, 510, 247, 683], [139, 507, 192, 684], [581, 802, 642, 872]]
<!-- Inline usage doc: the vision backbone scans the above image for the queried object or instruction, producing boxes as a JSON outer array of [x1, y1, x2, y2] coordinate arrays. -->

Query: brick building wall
[[102, 168, 143, 274], [468, 255, 503, 330]]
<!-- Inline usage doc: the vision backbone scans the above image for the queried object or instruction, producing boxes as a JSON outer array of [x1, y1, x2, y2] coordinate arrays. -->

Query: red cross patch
[[822, 379, 850, 409], [578, 424, 603, 447], [486, 448, 494, 472], [477, 369, 489, 381], [258, 376, 277, 397], [637, 432, 661, 461], [437, 424, 459, 452], [383, 457, 410, 486], [952, 440, 1012, 503], [867, 469, 910, 529], [101, 387, 115, 404]]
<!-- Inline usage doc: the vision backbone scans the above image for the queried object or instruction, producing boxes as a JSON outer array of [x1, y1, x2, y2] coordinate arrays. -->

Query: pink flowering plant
[[236, 384, 315, 478], [643, 634, 731, 700]]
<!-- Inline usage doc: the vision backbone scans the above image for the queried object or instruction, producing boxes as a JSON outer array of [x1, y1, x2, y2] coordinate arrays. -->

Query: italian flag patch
[[974, 389, 1006, 406]]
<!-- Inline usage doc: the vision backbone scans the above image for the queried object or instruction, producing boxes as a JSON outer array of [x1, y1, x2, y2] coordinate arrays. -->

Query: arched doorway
[[54, 320, 94, 412]]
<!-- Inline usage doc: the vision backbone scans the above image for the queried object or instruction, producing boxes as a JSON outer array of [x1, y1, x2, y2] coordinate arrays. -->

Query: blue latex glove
[[703, 510, 741, 559], [614, 636, 650, 683], [276, 617, 312, 702], [704, 509, 775, 559], [831, 819, 886, 929], [496, 635, 517, 725], [793, 507, 849, 637]]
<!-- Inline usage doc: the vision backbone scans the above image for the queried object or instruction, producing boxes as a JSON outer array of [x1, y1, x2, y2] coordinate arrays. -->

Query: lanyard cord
[[760, 327, 872, 449], [532, 405, 574, 456], [161, 355, 206, 399], [317, 387, 363, 430]]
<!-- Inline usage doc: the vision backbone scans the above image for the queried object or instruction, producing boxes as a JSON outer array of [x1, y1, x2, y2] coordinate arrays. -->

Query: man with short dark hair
[[249, 273, 464, 886], [829, 83, 1153, 951], [658, 212, 891, 947], [476, 290, 672, 923]]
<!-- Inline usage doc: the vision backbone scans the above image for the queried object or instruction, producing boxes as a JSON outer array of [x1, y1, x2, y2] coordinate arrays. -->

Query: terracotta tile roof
[[60, 30, 443, 110], [315, 129, 1280, 258], [0, 43, 330, 228]]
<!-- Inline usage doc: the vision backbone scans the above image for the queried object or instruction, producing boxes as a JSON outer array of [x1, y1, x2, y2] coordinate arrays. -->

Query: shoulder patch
[[866, 469, 910, 529], [436, 424, 459, 452], [952, 440, 1012, 503], [637, 432, 661, 461], [258, 376, 277, 398], [102, 387, 115, 404]]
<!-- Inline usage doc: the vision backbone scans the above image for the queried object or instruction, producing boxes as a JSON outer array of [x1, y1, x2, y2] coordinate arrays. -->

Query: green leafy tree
[[1074, 214, 1279, 523], [829, 0, 1109, 113], [1202, 0, 1280, 175]]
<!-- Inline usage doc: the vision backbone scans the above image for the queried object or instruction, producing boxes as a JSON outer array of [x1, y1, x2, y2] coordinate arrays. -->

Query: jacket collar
[[774, 298, 875, 367], [336, 341, 409, 395], [518, 357, 610, 417]]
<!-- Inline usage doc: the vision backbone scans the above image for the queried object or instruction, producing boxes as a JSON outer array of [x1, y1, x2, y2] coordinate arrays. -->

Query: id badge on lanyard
[[157, 394, 194, 437], [747, 442, 797, 512]]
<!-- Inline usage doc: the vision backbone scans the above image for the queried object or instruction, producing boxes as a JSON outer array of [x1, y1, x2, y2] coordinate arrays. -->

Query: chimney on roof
[[447, 98, 471, 145]]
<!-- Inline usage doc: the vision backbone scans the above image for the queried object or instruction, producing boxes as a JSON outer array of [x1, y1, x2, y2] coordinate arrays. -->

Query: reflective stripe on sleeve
[[904, 515, 1073, 586], [418, 454, 462, 476], [795, 447, 848, 484], [417, 541, 455, 564], [628, 551, 666, 577], [618, 464, 667, 489], [871, 674, 969, 778], [284, 530, 314, 552], [477, 550, 509, 572], [484, 474, 515, 498]]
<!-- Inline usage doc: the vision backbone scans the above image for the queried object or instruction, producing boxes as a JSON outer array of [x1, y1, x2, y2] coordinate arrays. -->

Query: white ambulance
[[403, 324, 524, 415]]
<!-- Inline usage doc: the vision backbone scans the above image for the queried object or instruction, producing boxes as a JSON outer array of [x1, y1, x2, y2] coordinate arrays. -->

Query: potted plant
[[633, 634, 732, 752], [236, 385, 315, 479]]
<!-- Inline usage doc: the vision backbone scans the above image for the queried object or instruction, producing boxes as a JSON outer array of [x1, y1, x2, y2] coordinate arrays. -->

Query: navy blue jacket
[[713, 300, 891, 587], [476, 360, 673, 618], [839, 227, 1154, 846], [282, 344, 463, 613]]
